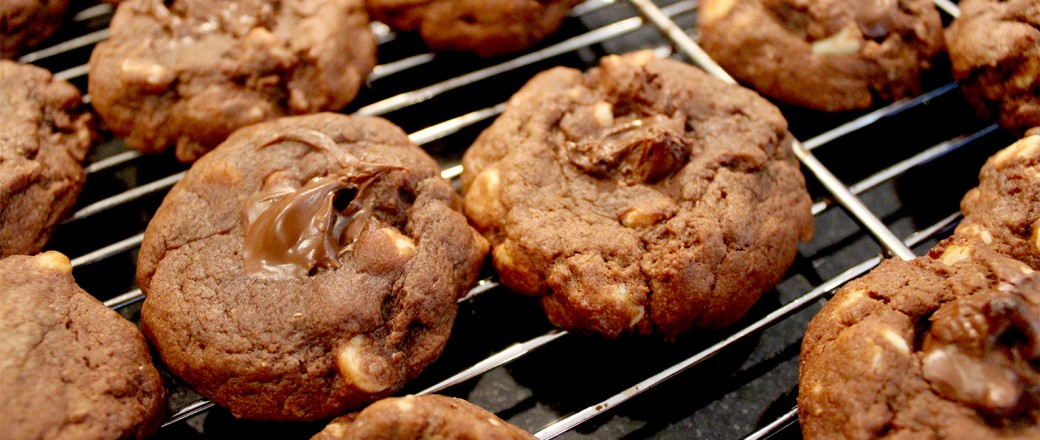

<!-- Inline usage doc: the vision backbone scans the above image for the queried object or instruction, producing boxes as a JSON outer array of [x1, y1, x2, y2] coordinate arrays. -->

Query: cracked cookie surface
[[0, 60, 94, 257], [956, 134, 1040, 270], [697, 0, 944, 112], [0, 252, 166, 440], [137, 113, 488, 420], [460, 53, 814, 338], [88, 0, 376, 162], [367, 0, 582, 57], [311, 395, 535, 440], [946, 0, 1040, 135], [799, 236, 1040, 440]]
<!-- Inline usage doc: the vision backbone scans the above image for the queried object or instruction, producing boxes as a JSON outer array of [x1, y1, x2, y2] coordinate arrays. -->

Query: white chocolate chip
[[833, 288, 867, 310], [870, 346, 884, 372], [701, 0, 738, 24], [395, 399, 414, 412], [323, 423, 346, 437], [1032, 219, 1040, 253], [610, 284, 646, 327], [880, 329, 910, 356], [625, 50, 657, 66], [940, 244, 972, 266], [35, 252, 71, 273], [620, 208, 656, 228], [487, 418, 502, 426], [120, 59, 175, 90], [382, 228, 417, 258], [811, 25, 863, 56], [336, 335, 394, 393], [492, 241, 544, 295], [593, 101, 614, 128]]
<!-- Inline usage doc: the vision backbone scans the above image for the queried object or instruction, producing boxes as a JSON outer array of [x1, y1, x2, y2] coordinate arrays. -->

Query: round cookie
[[137, 113, 489, 420], [799, 236, 1040, 439], [0, 60, 95, 258], [697, 0, 945, 112], [956, 134, 1040, 269], [0, 252, 166, 440], [460, 52, 814, 338], [367, 0, 582, 57], [946, 0, 1040, 135], [311, 395, 535, 440], [88, 0, 377, 162], [0, 0, 68, 59]]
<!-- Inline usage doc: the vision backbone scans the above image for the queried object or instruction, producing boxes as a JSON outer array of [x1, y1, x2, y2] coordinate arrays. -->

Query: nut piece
[[593, 101, 614, 128], [34, 251, 72, 273], [120, 59, 174, 92], [701, 0, 738, 24], [336, 335, 396, 394], [811, 25, 863, 56], [940, 244, 972, 266]]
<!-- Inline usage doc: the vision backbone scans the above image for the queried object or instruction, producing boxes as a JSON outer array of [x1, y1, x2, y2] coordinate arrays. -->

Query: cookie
[[137, 113, 489, 420], [956, 134, 1040, 270], [0, 0, 68, 59], [0, 60, 95, 257], [697, 0, 945, 112], [0, 252, 166, 440], [311, 395, 535, 440], [88, 0, 377, 162], [460, 52, 814, 338], [946, 0, 1040, 135], [367, 0, 582, 57], [799, 236, 1040, 439]]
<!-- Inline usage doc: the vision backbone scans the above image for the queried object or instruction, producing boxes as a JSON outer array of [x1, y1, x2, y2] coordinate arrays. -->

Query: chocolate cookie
[[0, 0, 68, 59], [88, 0, 377, 162], [311, 395, 535, 440], [946, 0, 1040, 135], [697, 0, 945, 112], [0, 60, 95, 257], [956, 134, 1040, 270], [0, 252, 166, 440], [460, 52, 814, 338], [367, 0, 582, 57], [137, 113, 488, 420], [799, 236, 1040, 439]]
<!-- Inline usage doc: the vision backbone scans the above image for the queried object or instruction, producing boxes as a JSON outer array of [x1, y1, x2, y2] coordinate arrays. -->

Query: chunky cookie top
[[138, 113, 488, 420], [799, 236, 1040, 439], [89, 0, 376, 162], [462, 53, 813, 337]]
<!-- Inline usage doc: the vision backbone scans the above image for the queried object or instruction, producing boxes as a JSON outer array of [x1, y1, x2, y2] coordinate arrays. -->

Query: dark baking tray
[[30, 0, 1013, 438]]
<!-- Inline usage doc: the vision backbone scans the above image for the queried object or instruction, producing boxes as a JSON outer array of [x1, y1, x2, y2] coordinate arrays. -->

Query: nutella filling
[[921, 289, 1040, 418], [561, 106, 689, 185], [243, 163, 403, 278]]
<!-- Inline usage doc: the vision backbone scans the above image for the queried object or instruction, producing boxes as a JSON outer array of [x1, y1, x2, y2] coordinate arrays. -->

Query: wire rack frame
[[17, 0, 1007, 438]]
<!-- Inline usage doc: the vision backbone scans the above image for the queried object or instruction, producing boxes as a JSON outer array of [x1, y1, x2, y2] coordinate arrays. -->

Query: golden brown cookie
[[799, 236, 1040, 439], [88, 0, 377, 162], [311, 395, 535, 440], [138, 113, 488, 420], [698, 0, 945, 112], [461, 53, 814, 338], [0, 252, 166, 440]]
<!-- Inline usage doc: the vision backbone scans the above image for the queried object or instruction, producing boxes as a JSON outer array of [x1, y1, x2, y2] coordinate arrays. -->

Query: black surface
[[33, 1, 1007, 439]]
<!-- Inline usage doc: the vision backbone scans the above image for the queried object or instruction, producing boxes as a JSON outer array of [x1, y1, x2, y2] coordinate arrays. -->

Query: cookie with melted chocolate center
[[311, 395, 535, 440], [799, 236, 1040, 439], [0, 60, 95, 257], [0, 0, 68, 58], [460, 53, 814, 338], [137, 113, 488, 420], [0, 252, 166, 440], [367, 0, 582, 57], [956, 134, 1040, 269], [88, 0, 376, 162], [946, 0, 1040, 135], [697, 0, 945, 112]]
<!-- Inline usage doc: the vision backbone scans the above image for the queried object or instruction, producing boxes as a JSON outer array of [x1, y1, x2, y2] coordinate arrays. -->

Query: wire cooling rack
[[22, 0, 1015, 438]]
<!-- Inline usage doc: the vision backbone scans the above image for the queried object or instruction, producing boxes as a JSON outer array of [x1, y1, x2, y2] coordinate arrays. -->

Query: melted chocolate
[[243, 163, 403, 278], [921, 289, 1040, 418], [564, 110, 689, 185]]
